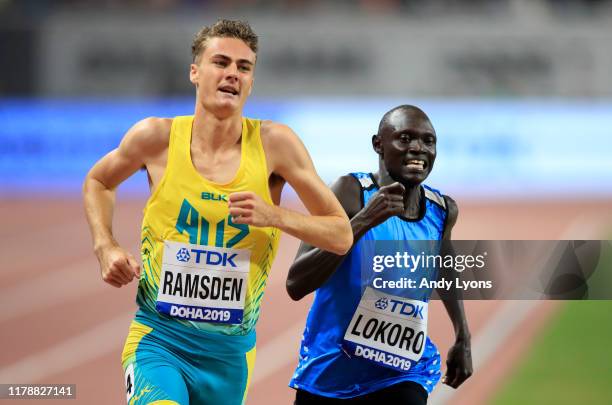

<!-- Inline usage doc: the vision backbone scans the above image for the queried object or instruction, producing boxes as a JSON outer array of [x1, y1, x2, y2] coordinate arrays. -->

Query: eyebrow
[[395, 129, 436, 138], [211, 54, 254, 66]]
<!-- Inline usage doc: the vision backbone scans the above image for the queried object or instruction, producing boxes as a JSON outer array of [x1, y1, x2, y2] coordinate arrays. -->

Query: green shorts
[[121, 309, 256, 405]]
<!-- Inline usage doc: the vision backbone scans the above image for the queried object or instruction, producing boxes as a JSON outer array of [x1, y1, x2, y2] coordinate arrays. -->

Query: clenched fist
[[228, 191, 278, 227], [96, 245, 141, 288], [357, 182, 405, 228], [442, 339, 473, 388]]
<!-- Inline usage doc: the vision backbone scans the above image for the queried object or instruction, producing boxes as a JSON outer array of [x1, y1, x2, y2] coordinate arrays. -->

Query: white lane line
[[0, 311, 134, 383], [0, 214, 82, 241], [0, 246, 139, 323], [558, 213, 608, 240], [0, 220, 87, 278], [251, 321, 305, 386], [427, 300, 539, 405], [0, 260, 99, 323]]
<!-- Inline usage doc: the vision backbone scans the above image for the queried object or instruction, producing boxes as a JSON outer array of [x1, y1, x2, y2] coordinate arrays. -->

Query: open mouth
[[218, 86, 239, 96], [405, 159, 427, 171]]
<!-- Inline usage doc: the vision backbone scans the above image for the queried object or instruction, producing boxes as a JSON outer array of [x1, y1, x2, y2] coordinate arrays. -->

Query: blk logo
[[201, 192, 227, 202], [176, 248, 191, 262]]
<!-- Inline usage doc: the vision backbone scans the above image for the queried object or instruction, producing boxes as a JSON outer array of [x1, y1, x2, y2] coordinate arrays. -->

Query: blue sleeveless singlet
[[290, 172, 448, 398]]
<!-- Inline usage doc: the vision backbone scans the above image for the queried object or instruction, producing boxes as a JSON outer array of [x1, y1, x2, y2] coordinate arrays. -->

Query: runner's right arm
[[83, 117, 169, 288], [286, 176, 405, 300]]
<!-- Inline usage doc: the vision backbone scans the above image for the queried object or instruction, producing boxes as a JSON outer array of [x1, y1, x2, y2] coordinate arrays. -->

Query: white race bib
[[155, 240, 250, 324], [342, 287, 428, 372]]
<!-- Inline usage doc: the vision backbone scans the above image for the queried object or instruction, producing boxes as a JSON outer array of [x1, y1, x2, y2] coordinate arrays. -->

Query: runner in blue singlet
[[286, 105, 473, 404]]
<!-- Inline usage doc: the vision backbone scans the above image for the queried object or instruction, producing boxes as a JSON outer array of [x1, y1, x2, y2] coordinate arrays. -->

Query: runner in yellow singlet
[[83, 19, 352, 405]]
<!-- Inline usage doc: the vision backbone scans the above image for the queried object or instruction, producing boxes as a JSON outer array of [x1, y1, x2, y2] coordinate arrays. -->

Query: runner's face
[[377, 112, 436, 186], [190, 37, 256, 116]]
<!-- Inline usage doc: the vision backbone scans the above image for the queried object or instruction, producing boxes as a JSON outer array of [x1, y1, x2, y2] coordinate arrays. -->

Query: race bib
[[342, 287, 428, 372], [155, 240, 250, 324]]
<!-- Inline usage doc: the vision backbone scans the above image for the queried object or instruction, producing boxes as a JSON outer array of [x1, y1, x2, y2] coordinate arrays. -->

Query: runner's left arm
[[228, 122, 352, 256], [437, 196, 473, 388]]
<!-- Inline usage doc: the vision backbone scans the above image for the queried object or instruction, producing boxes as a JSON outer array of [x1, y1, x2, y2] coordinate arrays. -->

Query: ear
[[189, 63, 199, 86], [372, 134, 383, 155]]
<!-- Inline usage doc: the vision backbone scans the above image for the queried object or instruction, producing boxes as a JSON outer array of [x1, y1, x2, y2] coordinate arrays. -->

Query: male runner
[[83, 19, 352, 405], [287, 105, 472, 404]]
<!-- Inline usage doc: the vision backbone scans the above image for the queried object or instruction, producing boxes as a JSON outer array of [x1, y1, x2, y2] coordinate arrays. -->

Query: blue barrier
[[1, 98, 611, 198]]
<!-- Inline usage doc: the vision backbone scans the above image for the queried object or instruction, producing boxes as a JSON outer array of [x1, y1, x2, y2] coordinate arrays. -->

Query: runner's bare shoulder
[[259, 120, 305, 175], [120, 117, 173, 162], [259, 119, 307, 162], [259, 119, 297, 145]]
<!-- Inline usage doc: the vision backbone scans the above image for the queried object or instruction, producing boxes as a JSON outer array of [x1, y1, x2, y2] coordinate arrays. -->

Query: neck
[[192, 102, 243, 150]]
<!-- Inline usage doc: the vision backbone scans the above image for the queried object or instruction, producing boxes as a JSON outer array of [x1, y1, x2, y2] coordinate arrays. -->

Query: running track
[[1, 197, 610, 404]]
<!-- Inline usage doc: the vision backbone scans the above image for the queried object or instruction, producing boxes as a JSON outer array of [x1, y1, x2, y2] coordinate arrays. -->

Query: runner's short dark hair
[[192, 19, 258, 63]]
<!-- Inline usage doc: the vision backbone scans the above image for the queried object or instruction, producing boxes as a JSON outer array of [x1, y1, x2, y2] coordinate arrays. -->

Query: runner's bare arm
[[83, 117, 170, 287], [437, 196, 473, 388], [285, 176, 360, 300], [230, 122, 353, 255], [286, 176, 406, 300]]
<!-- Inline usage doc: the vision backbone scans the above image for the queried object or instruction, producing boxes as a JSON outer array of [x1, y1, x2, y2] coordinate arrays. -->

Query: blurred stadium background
[[1, 0, 611, 404]]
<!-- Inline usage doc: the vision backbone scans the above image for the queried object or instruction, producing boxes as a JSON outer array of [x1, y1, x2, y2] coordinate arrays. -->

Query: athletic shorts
[[121, 309, 256, 405], [295, 381, 428, 405]]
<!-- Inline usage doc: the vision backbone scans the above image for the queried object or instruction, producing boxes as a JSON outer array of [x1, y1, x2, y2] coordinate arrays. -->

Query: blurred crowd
[[1, 0, 611, 98], [2, 0, 612, 17]]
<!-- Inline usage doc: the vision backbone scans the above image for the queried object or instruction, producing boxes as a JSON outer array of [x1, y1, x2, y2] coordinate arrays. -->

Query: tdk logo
[[383, 299, 425, 320], [185, 248, 237, 267], [201, 192, 227, 202], [176, 248, 191, 262]]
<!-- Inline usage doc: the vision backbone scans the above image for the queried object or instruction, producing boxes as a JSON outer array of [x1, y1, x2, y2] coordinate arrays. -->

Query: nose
[[225, 63, 239, 81], [407, 139, 422, 153]]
